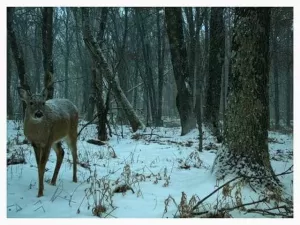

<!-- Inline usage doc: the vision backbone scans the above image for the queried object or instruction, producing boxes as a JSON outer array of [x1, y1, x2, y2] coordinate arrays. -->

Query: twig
[[219, 197, 268, 212], [192, 211, 209, 216], [239, 165, 293, 181], [77, 114, 98, 137], [246, 208, 292, 217], [192, 176, 241, 211]]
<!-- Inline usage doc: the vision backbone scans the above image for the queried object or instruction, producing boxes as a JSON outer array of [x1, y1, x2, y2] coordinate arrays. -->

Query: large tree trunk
[[194, 8, 203, 151], [7, 7, 30, 117], [185, 8, 196, 105], [81, 8, 145, 132], [42, 7, 54, 99], [212, 8, 280, 191], [165, 7, 196, 135], [95, 7, 109, 141], [204, 7, 225, 143]]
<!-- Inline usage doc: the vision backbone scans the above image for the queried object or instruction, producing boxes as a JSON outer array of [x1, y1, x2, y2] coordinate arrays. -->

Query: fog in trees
[[7, 7, 293, 214]]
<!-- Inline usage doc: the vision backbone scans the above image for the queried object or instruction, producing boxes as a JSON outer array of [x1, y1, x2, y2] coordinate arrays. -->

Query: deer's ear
[[17, 87, 31, 102]]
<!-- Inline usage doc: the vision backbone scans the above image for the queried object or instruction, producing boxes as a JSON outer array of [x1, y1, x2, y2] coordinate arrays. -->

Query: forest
[[7, 7, 293, 218]]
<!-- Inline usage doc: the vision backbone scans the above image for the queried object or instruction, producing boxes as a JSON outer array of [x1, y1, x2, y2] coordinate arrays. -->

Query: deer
[[17, 84, 79, 197]]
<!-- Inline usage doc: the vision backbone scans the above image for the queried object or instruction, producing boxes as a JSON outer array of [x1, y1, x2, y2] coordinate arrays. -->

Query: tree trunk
[[165, 7, 196, 135], [73, 9, 89, 114], [194, 8, 203, 151], [271, 23, 280, 130], [286, 24, 293, 127], [213, 8, 280, 191], [202, 8, 209, 117], [135, 9, 157, 124], [64, 8, 70, 98], [7, 42, 13, 119], [42, 7, 54, 99], [82, 8, 145, 132], [33, 24, 41, 93], [185, 8, 196, 101], [156, 8, 165, 127], [7, 7, 30, 117], [204, 7, 225, 143]]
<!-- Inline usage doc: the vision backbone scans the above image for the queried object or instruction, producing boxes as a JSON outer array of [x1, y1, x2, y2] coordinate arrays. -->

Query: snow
[[6, 120, 293, 218]]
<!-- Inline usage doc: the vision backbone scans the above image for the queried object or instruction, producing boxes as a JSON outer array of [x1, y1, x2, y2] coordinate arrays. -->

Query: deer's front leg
[[32, 143, 40, 167], [37, 146, 51, 197]]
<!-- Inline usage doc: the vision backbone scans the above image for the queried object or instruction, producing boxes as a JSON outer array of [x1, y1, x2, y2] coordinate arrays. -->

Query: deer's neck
[[24, 114, 51, 144]]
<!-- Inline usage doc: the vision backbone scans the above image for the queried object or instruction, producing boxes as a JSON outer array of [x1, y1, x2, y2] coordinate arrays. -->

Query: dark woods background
[[7, 7, 293, 141]]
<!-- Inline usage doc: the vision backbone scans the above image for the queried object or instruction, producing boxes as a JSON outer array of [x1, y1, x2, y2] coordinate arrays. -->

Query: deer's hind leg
[[50, 141, 65, 186]]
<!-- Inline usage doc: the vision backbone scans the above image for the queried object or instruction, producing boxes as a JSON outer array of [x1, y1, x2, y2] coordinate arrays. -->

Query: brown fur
[[18, 87, 78, 197]]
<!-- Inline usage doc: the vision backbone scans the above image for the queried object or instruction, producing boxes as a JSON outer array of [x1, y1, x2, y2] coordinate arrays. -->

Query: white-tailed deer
[[18, 86, 78, 197]]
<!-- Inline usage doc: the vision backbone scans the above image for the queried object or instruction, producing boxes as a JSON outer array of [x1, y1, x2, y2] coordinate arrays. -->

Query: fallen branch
[[87, 139, 106, 146], [246, 206, 293, 218], [7, 157, 26, 166], [218, 197, 268, 212]]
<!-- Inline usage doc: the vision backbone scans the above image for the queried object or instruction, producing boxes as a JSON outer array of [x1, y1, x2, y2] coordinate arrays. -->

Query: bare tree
[[194, 8, 204, 151], [81, 8, 145, 132], [7, 42, 13, 119], [42, 7, 54, 100], [204, 7, 225, 143], [156, 8, 165, 126], [213, 8, 280, 191], [165, 7, 196, 135], [7, 7, 30, 116]]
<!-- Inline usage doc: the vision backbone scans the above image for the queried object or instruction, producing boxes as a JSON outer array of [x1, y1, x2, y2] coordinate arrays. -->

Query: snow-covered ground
[[6, 120, 293, 218]]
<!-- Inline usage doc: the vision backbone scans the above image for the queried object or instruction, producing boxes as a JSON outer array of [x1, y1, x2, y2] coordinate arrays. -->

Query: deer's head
[[18, 87, 48, 120]]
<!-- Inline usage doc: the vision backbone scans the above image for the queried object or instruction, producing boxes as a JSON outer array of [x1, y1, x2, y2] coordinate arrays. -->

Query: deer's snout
[[35, 110, 44, 118]]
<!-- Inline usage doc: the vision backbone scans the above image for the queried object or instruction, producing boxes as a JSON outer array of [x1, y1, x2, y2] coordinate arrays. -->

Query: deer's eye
[[42, 102, 45, 106], [30, 101, 33, 106]]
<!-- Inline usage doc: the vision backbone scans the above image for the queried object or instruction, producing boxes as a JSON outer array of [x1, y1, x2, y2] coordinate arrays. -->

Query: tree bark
[[271, 19, 280, 130], [64, 8, 71, 98], [194, 8, 203, 151], [202, 8, 209, 117], [213, 8, 280, 191], [135, 9, 157, 124], [204, 7, 225, 143], [7, 42, 13, 119], [95, 7, 109, 141], [7, 7, 30, 117], [81, 8, 145, 132], [165, 7, 196, 135], [156, 8, 165, 127], [42, 7, 54, 99], [286, 20, 293, 127]]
